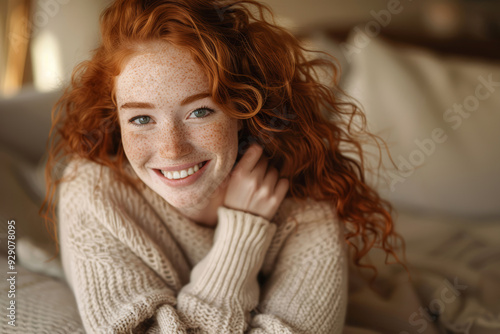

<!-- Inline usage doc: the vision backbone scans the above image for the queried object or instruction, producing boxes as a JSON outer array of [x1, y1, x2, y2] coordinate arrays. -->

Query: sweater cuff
[[182, 206, 277, 306]]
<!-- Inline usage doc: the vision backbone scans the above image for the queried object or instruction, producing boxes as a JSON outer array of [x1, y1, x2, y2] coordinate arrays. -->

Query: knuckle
[[248, 178, 259, 191], [255, 185, 270, 198], [267, 196, 278, 206]]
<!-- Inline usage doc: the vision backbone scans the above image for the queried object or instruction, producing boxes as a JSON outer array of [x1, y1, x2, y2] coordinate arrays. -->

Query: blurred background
[[1, 1, 500, 333], [1, 0, 500, 150], [2, 0, 500, 97]]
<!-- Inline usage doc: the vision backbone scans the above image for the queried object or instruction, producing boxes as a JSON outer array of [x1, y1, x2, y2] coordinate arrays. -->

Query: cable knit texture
[[58, 158, 348, 333]]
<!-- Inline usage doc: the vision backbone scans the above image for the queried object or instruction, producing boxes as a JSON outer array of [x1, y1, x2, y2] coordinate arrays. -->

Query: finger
[[274, 178, 290, 202], [251, 153, 269, 180], [261, 167, 278, 191], [233, 143, 263, 174]]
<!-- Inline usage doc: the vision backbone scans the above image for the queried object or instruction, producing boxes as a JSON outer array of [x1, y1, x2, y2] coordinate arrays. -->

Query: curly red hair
[[41, 0, 406, 276]]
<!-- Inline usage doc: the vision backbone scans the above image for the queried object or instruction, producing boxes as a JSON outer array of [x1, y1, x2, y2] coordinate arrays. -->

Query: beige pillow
[[341, 29, 500, 217], [0, 145, 60, 274]]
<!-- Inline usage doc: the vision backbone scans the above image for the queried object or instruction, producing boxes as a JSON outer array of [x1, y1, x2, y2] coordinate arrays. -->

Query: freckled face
[[115, 41, 240, 210]]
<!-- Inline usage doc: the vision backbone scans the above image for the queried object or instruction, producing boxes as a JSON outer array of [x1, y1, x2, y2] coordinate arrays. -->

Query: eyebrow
[[120, 92, 211, 109]]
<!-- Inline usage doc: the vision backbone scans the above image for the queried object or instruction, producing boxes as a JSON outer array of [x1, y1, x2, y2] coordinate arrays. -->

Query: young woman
[[42, 0, 404, 332]]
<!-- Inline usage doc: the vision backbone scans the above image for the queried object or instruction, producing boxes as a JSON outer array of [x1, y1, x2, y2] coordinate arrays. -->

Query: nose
[[158, 123, 193, 160]]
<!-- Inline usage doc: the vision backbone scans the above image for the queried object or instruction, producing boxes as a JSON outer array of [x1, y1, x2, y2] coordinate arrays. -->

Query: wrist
[[181, 206, 277, 305]]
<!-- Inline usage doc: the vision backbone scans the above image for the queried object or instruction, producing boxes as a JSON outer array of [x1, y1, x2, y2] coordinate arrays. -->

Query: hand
[[223, 143, 289, 221]]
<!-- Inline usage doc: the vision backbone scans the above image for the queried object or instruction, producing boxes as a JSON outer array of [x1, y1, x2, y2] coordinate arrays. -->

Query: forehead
[[115, 42, 210, 106]]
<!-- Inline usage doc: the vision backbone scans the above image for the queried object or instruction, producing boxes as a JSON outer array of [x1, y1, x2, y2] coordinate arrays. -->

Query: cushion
[[0, 145, 62, 278], [0, 146, 54, 253], [340, 28, 500, 217], [0, 256, 84, 333]]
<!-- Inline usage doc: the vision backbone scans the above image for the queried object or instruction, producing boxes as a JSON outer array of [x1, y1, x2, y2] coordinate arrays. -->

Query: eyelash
[[128, 106, 215, 127], [190, 105, 215, 119]]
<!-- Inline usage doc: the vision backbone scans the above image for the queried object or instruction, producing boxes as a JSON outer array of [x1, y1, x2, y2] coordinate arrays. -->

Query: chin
[[162, 188, 210, 211], [167, 197, 198, 209]]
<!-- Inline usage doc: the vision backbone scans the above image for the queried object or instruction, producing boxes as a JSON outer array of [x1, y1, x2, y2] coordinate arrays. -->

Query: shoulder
[[273, 197, 344, 253], [261, 196, 346, 275], [57, 159, 152, 283], [59, 157, 112, 201], [58, 157, 139, 216], [57, 158, 155, 252], [275, 197, 339, 229]]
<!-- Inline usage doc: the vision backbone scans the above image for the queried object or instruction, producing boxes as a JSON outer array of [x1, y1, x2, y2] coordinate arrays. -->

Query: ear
[[237, 119, 243, 131]]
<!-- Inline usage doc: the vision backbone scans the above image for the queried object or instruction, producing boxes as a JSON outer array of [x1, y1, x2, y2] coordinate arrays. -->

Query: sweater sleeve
[[175, 206, 277, 332], [176, 201, 348, 334]]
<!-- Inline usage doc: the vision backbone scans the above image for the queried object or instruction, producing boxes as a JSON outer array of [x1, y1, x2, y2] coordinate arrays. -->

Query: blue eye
[[190, 106, 215, 119], [130, 116, 151, 126]]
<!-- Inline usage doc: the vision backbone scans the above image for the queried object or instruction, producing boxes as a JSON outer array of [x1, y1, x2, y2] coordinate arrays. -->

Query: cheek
[[197, 120, 238, 153], [121, 131, 151, 164]]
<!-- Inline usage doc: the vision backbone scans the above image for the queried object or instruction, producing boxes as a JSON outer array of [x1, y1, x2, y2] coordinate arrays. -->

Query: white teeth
[[160, 162, 205, 180]]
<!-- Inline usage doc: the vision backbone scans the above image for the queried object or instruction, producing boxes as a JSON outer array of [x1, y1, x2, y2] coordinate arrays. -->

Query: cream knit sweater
[[58, 158, 348, 333]]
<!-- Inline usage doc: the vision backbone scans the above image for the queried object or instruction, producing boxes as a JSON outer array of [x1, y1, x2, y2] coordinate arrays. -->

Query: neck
[[176, 184, 228, 228], [180, 205, 218, 228]]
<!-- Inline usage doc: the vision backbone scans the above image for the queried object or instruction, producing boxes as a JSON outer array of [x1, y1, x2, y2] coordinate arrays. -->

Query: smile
[[160, 161, 207, 180], [154, 160, 210, 188]]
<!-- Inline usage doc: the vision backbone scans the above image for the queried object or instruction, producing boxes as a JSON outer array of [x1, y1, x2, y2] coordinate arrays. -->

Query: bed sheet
[[346, 211, 500, 334]]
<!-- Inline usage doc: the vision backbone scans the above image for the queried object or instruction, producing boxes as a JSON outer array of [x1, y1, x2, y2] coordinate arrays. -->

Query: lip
[[158, 161, 206, 172], [154, 160, 210, 188]]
